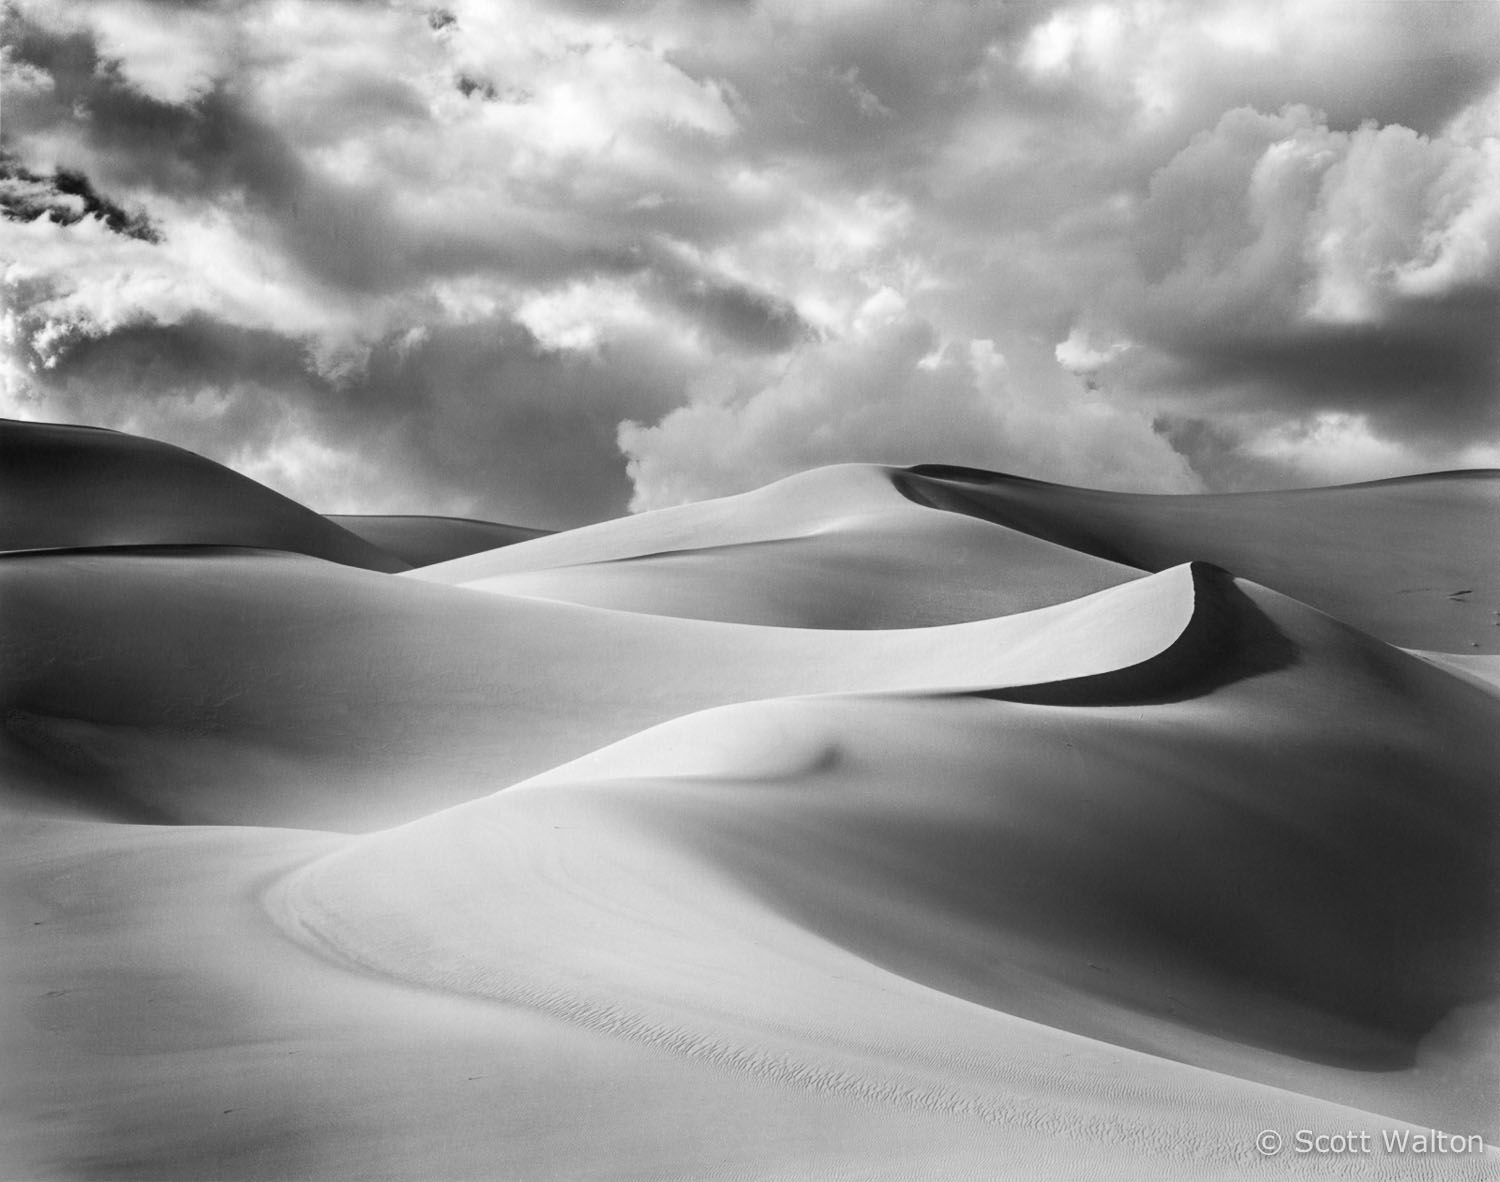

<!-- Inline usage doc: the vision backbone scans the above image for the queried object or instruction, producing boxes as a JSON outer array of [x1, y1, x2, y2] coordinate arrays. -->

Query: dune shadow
[[974, 563, 1298, 707], [892, 467, 1145, 568]]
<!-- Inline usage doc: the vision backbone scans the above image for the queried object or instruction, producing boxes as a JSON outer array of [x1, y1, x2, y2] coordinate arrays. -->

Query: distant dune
[[0, 419, 545, 573], [2, 423, 1495, 1181], [412, 464, 1140, 627], [898, 464, 1500, 652], [0, 419, 407, 572], [326, 514, 550, 567]]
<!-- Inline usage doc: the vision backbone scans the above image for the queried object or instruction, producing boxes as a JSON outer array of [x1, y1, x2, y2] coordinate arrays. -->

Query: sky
[[3, 0, 1500, 526]]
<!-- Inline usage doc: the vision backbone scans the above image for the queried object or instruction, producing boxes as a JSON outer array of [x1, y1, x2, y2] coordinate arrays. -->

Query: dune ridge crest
[[973, 562, 1297, 706], [0, 555, 1202, 828], [893, 464, 1500, 652], [0, 419, 545, 572], [4, 419, 1497, 1181], [0, 419, 408, 572]]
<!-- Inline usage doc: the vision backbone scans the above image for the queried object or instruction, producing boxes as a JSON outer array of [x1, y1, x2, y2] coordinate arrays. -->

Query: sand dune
[[898, 465, 1500, 653], [413, 462, 1500, 648], [277, 572, 1499, 1130], [1, 550, 1196, 830], [411, 464, 1140, 627], [2, 422, 1496, 1180], [326, 514, 549, 567], [0, 420, 409, 572]]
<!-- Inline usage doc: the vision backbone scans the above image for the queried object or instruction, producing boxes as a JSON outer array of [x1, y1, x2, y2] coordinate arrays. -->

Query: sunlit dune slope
[[1415, 651, 1500, 692], [0, 551, 1196, 830], [279, 569, 1500, 1147], [411, 462, 1499, 647], [413, 464, 1139, 627], [4, 426, 1499, 1181], [0, 420, 408, 572], [898, 465, 1500, 653], [326, 514, 549, 567]]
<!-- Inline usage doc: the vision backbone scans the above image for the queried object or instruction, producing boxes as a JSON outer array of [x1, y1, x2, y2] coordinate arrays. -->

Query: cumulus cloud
[[2, 0, 1498, 521], [620, 290, 1196, 510], [1067, 92, 1500, 484]]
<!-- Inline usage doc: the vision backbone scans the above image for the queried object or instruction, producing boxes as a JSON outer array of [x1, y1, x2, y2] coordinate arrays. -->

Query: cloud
[[620, 289, 1197, 510], [8, 310, 681, 526], [0, 154, 161, 241], [3, 0, 1499, 522], [1066, 93, 1500, 481]]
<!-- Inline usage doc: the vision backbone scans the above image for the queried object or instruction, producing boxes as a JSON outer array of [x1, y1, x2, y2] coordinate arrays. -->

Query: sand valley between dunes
[[2, 419, 1498, 1180]]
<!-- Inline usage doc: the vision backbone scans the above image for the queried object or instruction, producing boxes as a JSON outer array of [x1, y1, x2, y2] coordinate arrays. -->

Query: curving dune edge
[[1, 421, 1496, 1181]]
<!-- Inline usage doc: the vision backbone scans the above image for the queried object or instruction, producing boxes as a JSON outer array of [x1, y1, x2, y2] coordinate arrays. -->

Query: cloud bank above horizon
[[3, 0, 1499, 525]]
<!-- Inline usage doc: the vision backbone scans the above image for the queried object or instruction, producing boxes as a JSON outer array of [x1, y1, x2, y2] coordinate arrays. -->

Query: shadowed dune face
[[411, 465, 1142, 628], [412, 461, 1500, 649], [0, 421, 408, 573], [279, 576, 1500, 1084], [325, 516, 550, 567], [4, 423, 1500, 1179], [0, 552, 1198, 830], [895, 466, 1500, 653]]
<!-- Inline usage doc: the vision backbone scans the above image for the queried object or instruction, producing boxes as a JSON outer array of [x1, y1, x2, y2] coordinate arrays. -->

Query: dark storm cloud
[[0, 154, 161, 241], [1149, 414, 1273, 492], [647, 258, 813, 354], [1, 1, 793, 296], [1062, 99, 1500, 468], [40, 316, 313, 395], [362, 324, 671, 526], [25, 309, 681, 526], [3, 10, 467, 295], [2, 11, 305, 203], [1133, 292, 1500, 440], [3, 7, 485, 294]]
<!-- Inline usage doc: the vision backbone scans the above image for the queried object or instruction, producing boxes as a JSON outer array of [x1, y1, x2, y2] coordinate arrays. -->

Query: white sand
[[412, 464, 1139, 627], [2, 431, 1496, 1180]]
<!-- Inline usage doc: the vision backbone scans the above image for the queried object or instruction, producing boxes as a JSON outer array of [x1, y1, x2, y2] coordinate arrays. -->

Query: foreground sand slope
[[9, 816, 1410, 1182], [0, 420, 408, 572], [6, 558, 1496, 1178], [279, 571, 1500, 1141]]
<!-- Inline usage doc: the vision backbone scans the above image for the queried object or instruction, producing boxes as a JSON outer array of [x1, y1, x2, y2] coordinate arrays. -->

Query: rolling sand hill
[[411, 464, 1141, 627], [897, 465, 1500, 653], [414, 462, 1500, 648], [0, 419, 542, 573], [0, 420, 407, 572], [1, 423, 1496, 1180], [325, 515, 550, 567]]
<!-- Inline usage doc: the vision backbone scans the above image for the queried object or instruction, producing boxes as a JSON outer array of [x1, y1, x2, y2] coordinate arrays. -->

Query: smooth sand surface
[[2, 425, 1496, 1180], [410, 465, 1141, 627], [1, 551, 1196, 830], [325, 515, 549, 567], [413, 463, 1500, 647], [0, 420, 407, 573], [898, 465, 1500, 653]]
